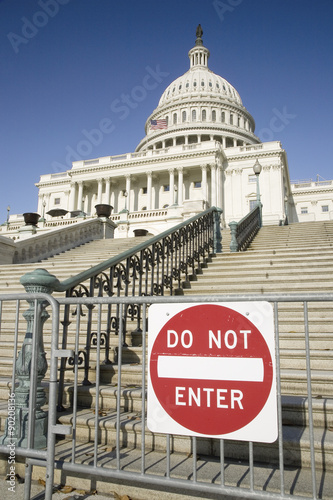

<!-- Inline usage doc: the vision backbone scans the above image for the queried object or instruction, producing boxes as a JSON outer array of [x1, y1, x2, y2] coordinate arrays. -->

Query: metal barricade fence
[[0, 292, 332, 500]]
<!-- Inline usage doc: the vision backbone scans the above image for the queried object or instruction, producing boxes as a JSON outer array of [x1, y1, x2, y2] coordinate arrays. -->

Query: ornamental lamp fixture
[[253, 159, 262, 176], [253, 159, 262, 226]]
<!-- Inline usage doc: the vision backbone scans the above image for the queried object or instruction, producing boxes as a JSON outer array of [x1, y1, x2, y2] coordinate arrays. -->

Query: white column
[[110, 188, 115, 211], [177, 167, 183, 205], [217, 166, 222, 209], [210, 164, 217, 207], [69, 183, 76, 212], [97, 179, 103, 204], [83, 194, 89, 214], [125, 174, 131, 211], [77, 181, 83, 211], [169, 168, 175, 205], [147, 171, 152, 210], [201, 165, 207, 203], [105, 177, 111, 205]]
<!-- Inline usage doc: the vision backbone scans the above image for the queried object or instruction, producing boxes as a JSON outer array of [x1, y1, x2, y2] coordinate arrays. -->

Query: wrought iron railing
[[229, 204, 261, 252], [19, 207, 222, 404]]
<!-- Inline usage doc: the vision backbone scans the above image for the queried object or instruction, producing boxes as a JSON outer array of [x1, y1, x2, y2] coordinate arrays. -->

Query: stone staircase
[[0, 222, 333, 496]]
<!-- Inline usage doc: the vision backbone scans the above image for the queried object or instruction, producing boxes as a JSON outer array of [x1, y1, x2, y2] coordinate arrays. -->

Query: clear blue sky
[[1, 0, 332, 220]]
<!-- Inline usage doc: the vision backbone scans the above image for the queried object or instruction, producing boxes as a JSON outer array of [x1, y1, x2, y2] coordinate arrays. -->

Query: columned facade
[[32, 27, 299, 239]]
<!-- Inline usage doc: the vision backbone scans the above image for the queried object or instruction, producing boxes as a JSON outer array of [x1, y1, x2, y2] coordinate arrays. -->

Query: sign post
[[148, 302, 277, 442]]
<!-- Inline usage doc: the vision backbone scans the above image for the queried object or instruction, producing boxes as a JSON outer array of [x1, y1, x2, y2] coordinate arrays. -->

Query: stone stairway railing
[[0, 217, 117, 264]]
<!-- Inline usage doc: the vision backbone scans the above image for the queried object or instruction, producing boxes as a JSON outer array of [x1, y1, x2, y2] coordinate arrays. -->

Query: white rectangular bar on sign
[[157, 355, 264, 382]]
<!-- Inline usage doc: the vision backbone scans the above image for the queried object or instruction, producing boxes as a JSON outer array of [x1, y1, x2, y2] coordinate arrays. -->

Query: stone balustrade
[[0, 218, 116, 264]]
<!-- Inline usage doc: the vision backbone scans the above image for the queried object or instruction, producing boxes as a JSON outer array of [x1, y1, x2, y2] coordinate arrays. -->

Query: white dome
[[159, 69, 243, 107], [135, 26, 259, 152]]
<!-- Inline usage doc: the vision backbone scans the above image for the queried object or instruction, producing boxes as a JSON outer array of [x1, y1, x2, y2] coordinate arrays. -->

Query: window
[[202, 109, 206, 121], [173, 113, 177, 124], [221, 111, 225, 123], [230, 114, 234, 125], [212, 110, 216, 122], [249, 200, 257, 211], [54, 198, 60, 205], [209, 81, 212, 88], [164, 185, 170, 192], [192, 109, 196, 121], [165, 116, 169, 126], [182, 110, 187, 122], [193, 81, 197, 87], [322, 205, 329, 212], [194, 181, 201, 188], [301, 207, 308, 214], [142, 187, 147, 194], [186, 82, 189, 89], [201, 80, 205, 87]]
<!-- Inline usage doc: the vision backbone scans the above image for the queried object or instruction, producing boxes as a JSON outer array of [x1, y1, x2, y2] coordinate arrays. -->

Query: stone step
[[52, 409, 333, 471], [185, 283, 333, 293]]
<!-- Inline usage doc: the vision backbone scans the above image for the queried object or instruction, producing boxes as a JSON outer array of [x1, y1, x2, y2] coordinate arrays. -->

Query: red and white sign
[[147, 302, 277, 442]]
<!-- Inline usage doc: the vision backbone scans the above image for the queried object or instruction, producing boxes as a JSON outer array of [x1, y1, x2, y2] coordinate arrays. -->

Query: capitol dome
[[136, 25, 260, 152]]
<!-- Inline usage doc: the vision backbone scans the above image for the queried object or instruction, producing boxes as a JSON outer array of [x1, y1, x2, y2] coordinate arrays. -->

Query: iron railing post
[[229, 221, 238, 252], [0, 270, 59, 448], [213, 208, 223, 253]]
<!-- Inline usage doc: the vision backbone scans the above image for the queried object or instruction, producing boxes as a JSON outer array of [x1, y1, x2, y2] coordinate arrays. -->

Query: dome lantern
[[188, 24, 210, 69]]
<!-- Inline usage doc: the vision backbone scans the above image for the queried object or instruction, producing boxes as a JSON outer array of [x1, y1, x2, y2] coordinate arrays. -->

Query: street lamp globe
[[253, 159, 262, 175]]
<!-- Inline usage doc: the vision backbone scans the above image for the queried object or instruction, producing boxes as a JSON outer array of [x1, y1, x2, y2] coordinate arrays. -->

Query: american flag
[[150, 119, 168, 130]]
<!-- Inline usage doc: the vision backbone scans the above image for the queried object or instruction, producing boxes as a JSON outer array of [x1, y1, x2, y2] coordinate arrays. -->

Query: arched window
[[182, 111, 187, 122], [212, 110, 216, 122], [192, 109, 196, 121], [230, 113, 234, 125], [173, 113, 177, 125], [238, 116, 241, 127], [165, 116, 169, 126], [202, 109, 206, 121], [193, 81, 197, 88], [221, 111, 225, 123]]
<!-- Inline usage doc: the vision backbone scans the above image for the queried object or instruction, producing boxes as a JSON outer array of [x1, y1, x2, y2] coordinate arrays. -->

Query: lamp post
[[253, 159, 262, 226], [6, 205, 10, 229]]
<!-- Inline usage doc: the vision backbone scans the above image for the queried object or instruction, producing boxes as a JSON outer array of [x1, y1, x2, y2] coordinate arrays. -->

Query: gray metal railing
[[0, 292, 332, 500]]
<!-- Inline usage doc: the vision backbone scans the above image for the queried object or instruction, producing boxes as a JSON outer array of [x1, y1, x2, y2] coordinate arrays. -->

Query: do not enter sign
[[147, 302, 277, 443]]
